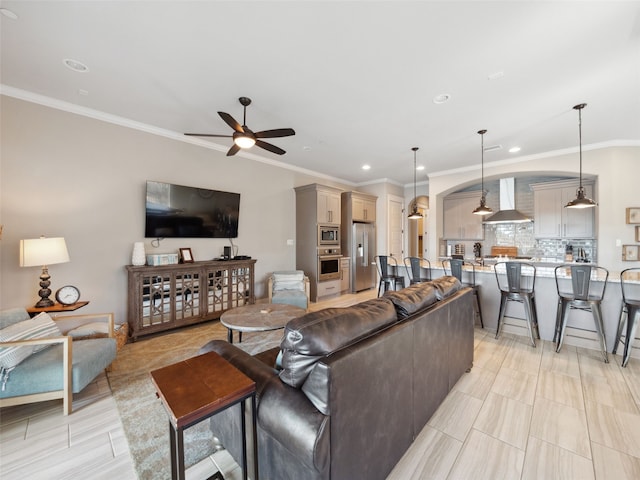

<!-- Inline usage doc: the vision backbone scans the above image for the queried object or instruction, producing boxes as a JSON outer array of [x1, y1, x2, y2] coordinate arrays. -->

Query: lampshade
[[20, 237, 70, 267], [473, 129, 493, 216], [408, 147, 423, 219], [565, 103, 596, 209]]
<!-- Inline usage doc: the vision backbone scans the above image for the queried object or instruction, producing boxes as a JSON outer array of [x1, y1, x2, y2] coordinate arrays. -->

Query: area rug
[[106, 320, 282, 480]]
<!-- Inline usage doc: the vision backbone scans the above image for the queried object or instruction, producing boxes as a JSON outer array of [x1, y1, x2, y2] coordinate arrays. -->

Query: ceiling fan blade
[[256, 140, 286, 155], [184, 133, 232, 138], [254, 128, 296, 139], [226, 144, 241, 156], [218, 112, 244, 133]]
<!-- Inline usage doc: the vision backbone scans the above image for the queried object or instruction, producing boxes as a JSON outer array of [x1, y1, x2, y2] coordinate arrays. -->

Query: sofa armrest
[[52, 313, 115, 337]]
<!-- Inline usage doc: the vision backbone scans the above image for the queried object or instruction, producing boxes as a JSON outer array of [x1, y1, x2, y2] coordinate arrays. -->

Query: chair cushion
[[271, 291, 308, 310], [0, 308, 31, 330], [279, 298, 397, 388], [0, 312, 61, 372], [67, 322, 110, 339], [272, 271, 305, 292], [0, 338, 116, 398]]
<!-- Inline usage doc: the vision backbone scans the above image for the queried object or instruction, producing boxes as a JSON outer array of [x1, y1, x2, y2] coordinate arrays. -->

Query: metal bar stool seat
[[443, 258, 484, 328], [554, 264, 609, 363], [613, 267, 640, 367], [376, 255, 405, 297], [403, 257, 432, 285], [494, 262, 539, 347]]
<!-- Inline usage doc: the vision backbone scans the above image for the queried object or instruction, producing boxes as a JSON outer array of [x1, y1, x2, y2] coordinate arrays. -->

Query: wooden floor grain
[[2, 289, 640, 479]]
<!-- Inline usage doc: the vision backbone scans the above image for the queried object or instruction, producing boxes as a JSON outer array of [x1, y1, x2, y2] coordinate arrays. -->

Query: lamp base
[[34, 266, 55, 308]]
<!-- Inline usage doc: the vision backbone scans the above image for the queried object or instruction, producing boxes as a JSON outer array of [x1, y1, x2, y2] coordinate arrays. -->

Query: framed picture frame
[[179, 247, 194, 263], [622, 245, 639, 261], [626, 207, 640, 224], [637, 227, 640, 243]]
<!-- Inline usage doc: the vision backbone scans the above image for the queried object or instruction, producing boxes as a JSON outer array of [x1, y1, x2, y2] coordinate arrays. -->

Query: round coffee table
[[220, 303, 306, 344]]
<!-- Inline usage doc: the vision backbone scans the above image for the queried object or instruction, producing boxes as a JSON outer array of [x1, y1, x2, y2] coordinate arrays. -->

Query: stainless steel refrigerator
[[352, 222, 376, 292]]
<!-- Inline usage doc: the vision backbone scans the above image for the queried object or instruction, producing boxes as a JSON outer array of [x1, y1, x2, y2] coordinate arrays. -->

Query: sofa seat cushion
[[0, 312, 62, 372], [431, 276, 462, 300], [279, 297, 397, 388], [383, 282, 439, 319], [0, 338, 116, 398]]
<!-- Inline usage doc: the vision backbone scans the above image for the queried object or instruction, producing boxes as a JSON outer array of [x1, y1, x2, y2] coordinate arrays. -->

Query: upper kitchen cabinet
[[531, 180, 595, 238], [316, 186, 342, 225], [443, 192, 484, 240], [343, 191, 376, 223]]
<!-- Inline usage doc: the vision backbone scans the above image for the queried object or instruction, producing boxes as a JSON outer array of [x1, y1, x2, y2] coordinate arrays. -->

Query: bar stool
[[403, 257, 432, 284], [376, 255, 405, 296], [554, 264, 609, 363], [613, 267, 640, 367], [494, 262, 539, 347], [443, 258, 484, 328]]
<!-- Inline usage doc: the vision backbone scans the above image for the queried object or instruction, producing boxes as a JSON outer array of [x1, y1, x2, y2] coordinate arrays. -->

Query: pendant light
[[472, 129, 493, 215], [408, 147, 423, 219], [565, 103, 597, 209]]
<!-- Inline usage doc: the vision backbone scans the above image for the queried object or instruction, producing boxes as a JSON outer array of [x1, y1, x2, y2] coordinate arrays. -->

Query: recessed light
[[416, 165, 425, 171], [78, 89, 89, 96], [509, 146, 521, 153], [488, 71, 504, 80], [0, 8, 18, 20], [63, 58, 89, 72], [433, 93, 451, 104], [302, 146, 311, 151], [362, 165, 371, 170]]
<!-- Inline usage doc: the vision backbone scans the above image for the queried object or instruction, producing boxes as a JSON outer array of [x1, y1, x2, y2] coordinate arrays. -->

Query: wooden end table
[[150, 351, 258, 480], [27, 301, 89, 317], [220, 303, 305, 343]]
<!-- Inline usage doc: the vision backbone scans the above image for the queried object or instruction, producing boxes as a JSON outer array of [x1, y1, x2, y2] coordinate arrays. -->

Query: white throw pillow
[[0, 312, 62, 370]]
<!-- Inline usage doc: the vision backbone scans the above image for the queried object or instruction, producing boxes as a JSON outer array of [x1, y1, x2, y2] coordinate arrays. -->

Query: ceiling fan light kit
[[473, 129, 494, 216], [185, 96, 295, 156]]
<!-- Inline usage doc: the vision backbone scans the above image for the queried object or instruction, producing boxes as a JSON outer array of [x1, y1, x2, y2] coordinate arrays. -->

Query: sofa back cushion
[[279, 297, 397, 388], [431, 275, 462, 300], [272, 271, 305, 292], [383, 282, 439, 319]]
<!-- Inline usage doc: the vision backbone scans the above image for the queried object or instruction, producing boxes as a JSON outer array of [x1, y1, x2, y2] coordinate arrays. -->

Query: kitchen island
[[429, 262, 638, 358]]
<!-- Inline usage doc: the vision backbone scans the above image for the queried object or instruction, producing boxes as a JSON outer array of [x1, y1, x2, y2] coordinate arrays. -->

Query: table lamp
[[20, 236, 70, 308]]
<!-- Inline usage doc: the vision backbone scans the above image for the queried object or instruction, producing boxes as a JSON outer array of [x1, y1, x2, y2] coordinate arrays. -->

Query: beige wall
[[427, 146, 640, 272], [0, 96, 352, 323]]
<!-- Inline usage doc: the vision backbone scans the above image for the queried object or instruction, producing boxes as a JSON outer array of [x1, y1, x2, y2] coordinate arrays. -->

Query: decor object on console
[[131, 241, 146, 266], [407, 147, 423, 219], [0, 308, 116, 415], [199, 276, 473, 480], [184, 96, 295, 156], [472, 129, 493, 216], [565, 103, 597, 208], [267, 270, 310, 311], [19, 236, 70, 308], [179, 247, 194, 263]]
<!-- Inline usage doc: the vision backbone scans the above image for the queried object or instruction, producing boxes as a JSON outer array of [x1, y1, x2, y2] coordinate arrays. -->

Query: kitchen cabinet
[[317, 189, 341, 224], [342, 191, 377, 223], [340, 256, 351, 292], [443, 192, 484, 240], [531, 180, 595, 238]]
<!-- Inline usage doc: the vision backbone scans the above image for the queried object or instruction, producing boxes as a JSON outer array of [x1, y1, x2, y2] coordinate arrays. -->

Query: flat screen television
[[145, 181, 240, 238]]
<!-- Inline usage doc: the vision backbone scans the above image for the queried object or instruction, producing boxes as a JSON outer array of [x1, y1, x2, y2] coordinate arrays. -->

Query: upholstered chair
[[268, 271, 310, 311]]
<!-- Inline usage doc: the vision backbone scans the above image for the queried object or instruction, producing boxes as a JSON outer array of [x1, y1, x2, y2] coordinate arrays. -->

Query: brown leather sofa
[[199, 276, 474, 480]]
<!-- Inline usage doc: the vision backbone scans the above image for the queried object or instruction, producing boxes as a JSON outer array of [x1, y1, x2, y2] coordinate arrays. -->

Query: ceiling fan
[[185, 97, 295, 156]]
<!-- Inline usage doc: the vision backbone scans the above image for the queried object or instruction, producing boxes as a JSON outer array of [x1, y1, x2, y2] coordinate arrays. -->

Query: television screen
[[145, 181, 240, 238]]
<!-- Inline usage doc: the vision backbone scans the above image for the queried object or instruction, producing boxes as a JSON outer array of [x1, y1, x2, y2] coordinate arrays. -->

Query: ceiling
[[1, 1, 639, 186]]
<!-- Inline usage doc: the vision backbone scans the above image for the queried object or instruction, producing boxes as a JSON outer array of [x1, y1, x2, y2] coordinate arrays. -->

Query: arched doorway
[[408, 195, 429, 257]]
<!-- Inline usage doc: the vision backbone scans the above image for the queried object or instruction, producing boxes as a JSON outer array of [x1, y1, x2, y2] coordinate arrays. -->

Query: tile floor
[[2, 292, 640, 479]]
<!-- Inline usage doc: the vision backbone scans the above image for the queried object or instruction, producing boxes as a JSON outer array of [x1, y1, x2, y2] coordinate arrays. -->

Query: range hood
[[483, 178, 532, 224]]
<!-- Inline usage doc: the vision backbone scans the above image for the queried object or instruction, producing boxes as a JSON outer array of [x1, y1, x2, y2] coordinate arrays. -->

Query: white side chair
[[268, 271, 310, 311]]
